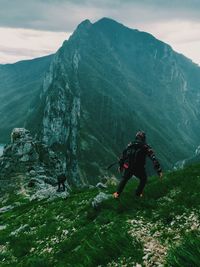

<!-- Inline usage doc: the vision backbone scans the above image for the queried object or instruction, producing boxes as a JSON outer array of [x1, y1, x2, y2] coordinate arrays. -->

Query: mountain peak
[[96, 17, 117, 23], [95, 17, 123, 28], [76, 19, 92, 31], [69, 19, 92, 40]]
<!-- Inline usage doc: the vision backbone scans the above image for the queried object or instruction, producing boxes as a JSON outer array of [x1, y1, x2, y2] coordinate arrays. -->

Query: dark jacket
[[119, 140, 162, 174], [57, 174, 67, 183]]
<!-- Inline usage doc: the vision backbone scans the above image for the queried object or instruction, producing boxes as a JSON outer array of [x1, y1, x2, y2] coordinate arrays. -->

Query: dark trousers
[[117, 168, 147, 196], [58, 182, 65, 191]]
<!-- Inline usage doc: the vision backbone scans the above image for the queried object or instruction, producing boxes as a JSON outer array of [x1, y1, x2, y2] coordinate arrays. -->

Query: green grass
[[0, 163, 200, 266], [56, 222, 142, 267], [166, 231, 200, 267]]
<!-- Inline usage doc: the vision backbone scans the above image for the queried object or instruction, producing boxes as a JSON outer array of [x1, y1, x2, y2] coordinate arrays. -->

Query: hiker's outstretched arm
[[145, 145, 162, 175]]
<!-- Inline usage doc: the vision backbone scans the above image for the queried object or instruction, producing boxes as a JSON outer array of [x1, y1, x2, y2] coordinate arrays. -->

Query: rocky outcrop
[[0, 128, 67, 191], [91, 192, 112, 209], [29, 184, 69, 201]]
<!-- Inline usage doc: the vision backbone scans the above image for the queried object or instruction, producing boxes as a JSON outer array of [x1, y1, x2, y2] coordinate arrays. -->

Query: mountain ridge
[[24, 18, 200, 185], [0, 18, 200, 184]]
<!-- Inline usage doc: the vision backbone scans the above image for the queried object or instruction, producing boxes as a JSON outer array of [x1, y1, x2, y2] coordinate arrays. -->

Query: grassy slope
[[0, 163, 200, 266]]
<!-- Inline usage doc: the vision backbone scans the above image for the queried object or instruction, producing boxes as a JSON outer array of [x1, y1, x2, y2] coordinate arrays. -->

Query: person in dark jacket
[[57, 173, 67, 192], [113, 131, 163, 198]]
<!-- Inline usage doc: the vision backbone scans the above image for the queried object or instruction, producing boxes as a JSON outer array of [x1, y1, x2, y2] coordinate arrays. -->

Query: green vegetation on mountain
[[26, 18, 200, 184], [0, 55, 53, 142], [1, 163, 200, 266], [1, 18, 200, 183], [166, 231, 200, 266]]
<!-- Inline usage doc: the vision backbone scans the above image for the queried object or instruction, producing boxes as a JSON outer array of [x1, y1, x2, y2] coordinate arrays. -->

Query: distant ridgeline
[[1, 18, 200, 185], [0, 55, 53, 142]]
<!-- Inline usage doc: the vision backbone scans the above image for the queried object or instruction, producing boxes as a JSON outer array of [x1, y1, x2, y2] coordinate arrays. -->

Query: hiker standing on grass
[[113, 131, 163, 198]]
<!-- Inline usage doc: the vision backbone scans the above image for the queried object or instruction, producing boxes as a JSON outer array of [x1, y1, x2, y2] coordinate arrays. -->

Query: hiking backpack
[[120, 143, 145, 170]]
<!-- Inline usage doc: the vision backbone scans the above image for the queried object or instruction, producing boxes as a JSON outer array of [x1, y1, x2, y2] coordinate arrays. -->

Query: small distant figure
[[113, 130, 163, 199], [57, 173, 67, 192]]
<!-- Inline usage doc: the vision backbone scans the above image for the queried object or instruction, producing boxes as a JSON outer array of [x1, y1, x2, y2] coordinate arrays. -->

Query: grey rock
[[0, 205, 15, 214], [20, 154, 30, 162], [37, 168, 46, 175], [29, 170, 36, 177], [28, 178, 44, 188], [92, 192, 112, 209], [0, 225, 7, 230], [30, 184, 69, 201], [43, 176, 57, 186], [10, 224, 29, 236], [37, 175, 48, 180], [96, 182, 107, 189]]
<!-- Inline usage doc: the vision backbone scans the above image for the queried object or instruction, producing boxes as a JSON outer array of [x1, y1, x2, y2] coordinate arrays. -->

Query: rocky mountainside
[[0, 162, 200, 266], [1, 18, 200, 267], [0, 55, 53, 142], [0, 128, 68, 196], [26, 18, 200, 185]]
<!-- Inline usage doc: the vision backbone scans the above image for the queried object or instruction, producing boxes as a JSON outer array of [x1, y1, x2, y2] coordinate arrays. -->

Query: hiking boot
[[113, 192, 120, 199]]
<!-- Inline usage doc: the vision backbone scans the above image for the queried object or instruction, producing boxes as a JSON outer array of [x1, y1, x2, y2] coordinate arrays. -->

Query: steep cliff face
[[27, 18, 200, 185], [41, 51, 82, 184]]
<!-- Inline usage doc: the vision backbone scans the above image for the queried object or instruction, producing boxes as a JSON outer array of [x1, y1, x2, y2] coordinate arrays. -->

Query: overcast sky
[[0, 0, 199, 65]]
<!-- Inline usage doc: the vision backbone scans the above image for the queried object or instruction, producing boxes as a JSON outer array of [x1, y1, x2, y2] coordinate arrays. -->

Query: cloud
[[0, 0, 199, 65], [0, 45, 51, 57], [0, 0, 100, 32], [0, 0, 199, 32], [0, 27, 69, 63], [137, 20, 200, 65]]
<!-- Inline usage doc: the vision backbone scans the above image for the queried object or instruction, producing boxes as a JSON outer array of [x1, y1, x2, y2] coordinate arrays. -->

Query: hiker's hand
[[159, 172, 163, 180]]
